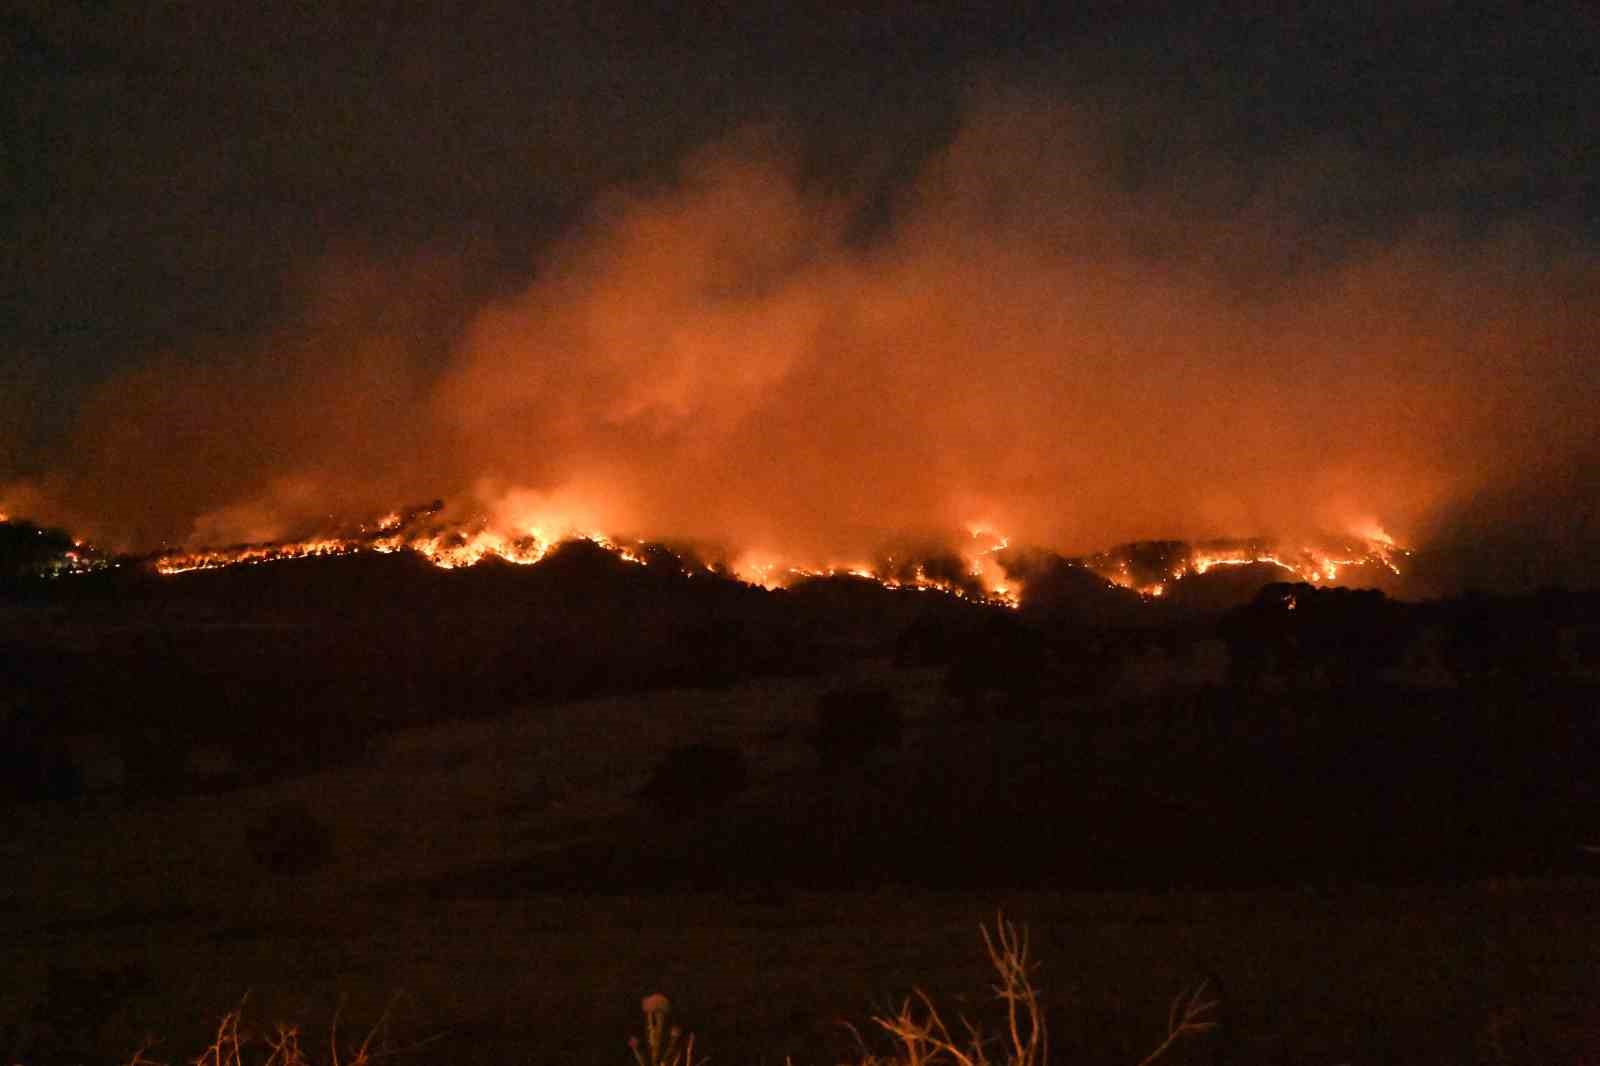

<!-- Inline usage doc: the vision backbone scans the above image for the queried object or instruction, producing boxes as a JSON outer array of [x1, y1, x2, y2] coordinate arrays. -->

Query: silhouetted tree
[[0, 519, 79, 580]]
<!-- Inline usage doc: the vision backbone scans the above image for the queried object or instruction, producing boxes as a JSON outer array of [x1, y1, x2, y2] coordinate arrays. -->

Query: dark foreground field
[[5, 667, 1599, 1066], [7, 870, 1600, 1065], [5, 556, 1599, 1064]]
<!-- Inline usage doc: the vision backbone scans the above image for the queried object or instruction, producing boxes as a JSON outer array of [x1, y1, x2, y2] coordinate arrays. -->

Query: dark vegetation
[[637, 743, 748, 816], [4, 537, 1600, 1066], [244, 803, 335, 876], [812, 686, 902, 770], [0, 520, 95, 580], [4, 533, 1599, 893], [1, 541, 908, 801]]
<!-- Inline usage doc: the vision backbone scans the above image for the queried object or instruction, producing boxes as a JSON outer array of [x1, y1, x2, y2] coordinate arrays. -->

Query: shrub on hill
[[812, 686, 903, 771], [945, 616, 1047, 717], [245, 802, 334, 875], [637, 742, 748, 817]]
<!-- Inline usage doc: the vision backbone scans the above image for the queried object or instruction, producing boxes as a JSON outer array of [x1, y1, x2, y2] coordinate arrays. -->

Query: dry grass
[[89, 903, 1597, 1066], [864, 916, 1047, 1066], [855, 914, 1218, 1066], [1134, 979, 1222, 1066], [120, 997, 430, 1066], [107, 914, 1226, 1066]]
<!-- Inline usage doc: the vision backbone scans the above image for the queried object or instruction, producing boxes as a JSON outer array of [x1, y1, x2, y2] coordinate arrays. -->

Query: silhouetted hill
[[5, 534, 1599, 893], [0, 519, 105, 581]]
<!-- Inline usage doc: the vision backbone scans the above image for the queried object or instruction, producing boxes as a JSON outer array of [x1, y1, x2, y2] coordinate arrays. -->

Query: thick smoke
[[5, 90, 1596, 587]]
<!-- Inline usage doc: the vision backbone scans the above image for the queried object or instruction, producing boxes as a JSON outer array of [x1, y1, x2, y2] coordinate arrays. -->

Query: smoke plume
[[5, 88, 1596, 589]]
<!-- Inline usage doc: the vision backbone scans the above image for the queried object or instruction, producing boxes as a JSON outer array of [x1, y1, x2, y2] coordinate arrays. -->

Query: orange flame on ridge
[[135, 504, 1407, 610]]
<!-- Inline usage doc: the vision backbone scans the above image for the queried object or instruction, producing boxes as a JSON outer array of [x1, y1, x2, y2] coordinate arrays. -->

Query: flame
[[27, 501, 1409, 610], [151, 522, 655, 576], [154, 538, 365, 574], [721, 525, 1021, 606], [1089, 530, 1408, 599]]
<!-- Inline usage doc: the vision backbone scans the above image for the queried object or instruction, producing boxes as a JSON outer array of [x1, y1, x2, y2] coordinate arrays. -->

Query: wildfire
[[725, 525, 1019, 606], [1087, 531, 1408, 598], [152, 524, 653, 576], [18, 500, 1407, 608], [151, 505, 1025, 605], [154, 538, 365, 574]]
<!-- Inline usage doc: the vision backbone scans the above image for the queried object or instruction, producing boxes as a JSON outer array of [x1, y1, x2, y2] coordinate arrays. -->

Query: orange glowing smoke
[[3, 91, 1593, 591]]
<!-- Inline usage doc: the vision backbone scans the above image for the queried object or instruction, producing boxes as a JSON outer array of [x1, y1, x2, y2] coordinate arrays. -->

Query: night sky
[[3, 3, 1596, 589]]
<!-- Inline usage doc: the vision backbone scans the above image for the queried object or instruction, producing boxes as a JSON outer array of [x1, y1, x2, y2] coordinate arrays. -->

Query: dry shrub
[[126, 998, 423, 1066], [636, 743, 747, 817], [813, 687, 903, 771], [244, 802, 333, 875], [857, 915, 1221, 1066]]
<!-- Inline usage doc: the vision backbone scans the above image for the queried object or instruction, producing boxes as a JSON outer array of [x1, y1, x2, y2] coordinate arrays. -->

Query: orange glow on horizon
[[137, 504, 1408, 610]]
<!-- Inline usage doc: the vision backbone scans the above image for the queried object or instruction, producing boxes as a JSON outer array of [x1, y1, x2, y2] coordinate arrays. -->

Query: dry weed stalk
[[980, 918, 1046, 1066], [629, 993, 703, 1066], [262, 1023, 307, 1066], [866, 913, 1223, 1066], [193, 1006, 247, 1066], [121, 996, 421, 1066], [1134, 978, 1221, 1066], [123, 1039, 167, 1066], [870, 913, 1046, 1066]]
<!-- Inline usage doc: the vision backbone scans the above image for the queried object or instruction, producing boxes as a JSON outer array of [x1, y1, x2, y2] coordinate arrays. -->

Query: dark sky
[[3, 2, 1596, 587]]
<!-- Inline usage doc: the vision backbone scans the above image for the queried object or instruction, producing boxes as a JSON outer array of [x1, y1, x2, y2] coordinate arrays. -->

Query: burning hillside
[[3, 500, 1411, 611], [137, 506, 1022, 605], [149, 522, 1407, 609], [1081, 532, 1408, 598]]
